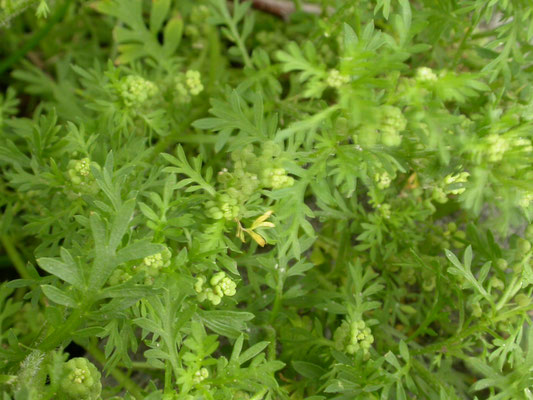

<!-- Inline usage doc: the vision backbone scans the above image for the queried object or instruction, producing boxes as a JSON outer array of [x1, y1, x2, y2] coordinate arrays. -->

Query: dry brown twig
[[248, 0, 332, 20]]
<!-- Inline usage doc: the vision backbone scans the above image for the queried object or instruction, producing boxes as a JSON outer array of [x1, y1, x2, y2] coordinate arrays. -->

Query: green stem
[[86, 340, 144, 400], [223, 7, 252, 69], [38, 307, 83, 351], [495, 276, 520, 310], [265, 325, 276, 361], [147, 106, 211, 163], [250, 388, 268, 400], [0, 0, 73, 75], [268, 277, 283, 325], [0, 235, 30, 279], [412, 304, 533, 356]]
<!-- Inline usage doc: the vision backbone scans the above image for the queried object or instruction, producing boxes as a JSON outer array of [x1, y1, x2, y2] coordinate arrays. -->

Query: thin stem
[[0, 0, 73, 75], [0, 235, 30, 280], [250, 388, 268, 400], [147, 106, 211, 163], [268, 277, 283, 324], [228, 22, 253, 69], [86, 340, 144, 400]]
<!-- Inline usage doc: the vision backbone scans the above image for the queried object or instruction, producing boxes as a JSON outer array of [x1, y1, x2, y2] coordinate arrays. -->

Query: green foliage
[[1, 0, 533, 399]]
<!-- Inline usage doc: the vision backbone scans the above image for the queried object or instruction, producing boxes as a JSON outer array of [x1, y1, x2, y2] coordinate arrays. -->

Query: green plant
[[1, 0, 533, 399]]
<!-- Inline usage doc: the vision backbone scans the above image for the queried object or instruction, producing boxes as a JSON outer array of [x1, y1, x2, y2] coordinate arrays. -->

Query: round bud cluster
[[185, 5, 210, 40], [68, 158, 90, 184], [67, 158, 98, 193], [380, 106, 406, 147], [327, 69, 350, 88], [107, 268, 132, 286], [195, 271, 237, 305], [205, 193, 240, 220], [141, 248, 172, 277], [516, 238, 532, 255], [484, 134, 509, 162], [511, 137, 533, 153], [233, 142, 294, 191], [108, 247, 171, 286], [489, 276, 504, 291], [416, 67, 438, 83], [192, 367, 209, 384], [374, 172, 392, 189], [204, 142, 294, 220], [262, 167, 294, 189], [514, 293, 530, 307], [334, 320, 374, 355], [442, 222, 466, 248], [119, 75, 158, 108], [190, 5, 210, 24], [175, 70, 204, 102], [59, 358, 102, 400]]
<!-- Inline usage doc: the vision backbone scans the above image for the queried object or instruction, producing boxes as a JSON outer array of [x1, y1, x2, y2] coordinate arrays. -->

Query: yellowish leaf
[[251, 210, 274, 230], [247, 230, 266, 247]]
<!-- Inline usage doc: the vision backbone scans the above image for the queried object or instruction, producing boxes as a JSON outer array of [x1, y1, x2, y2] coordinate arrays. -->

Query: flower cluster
[[205, 191, 240, 220], [108, 247, 172, 286], [379, 106, 407, 147], [262, 167, 294, 189], [175, 70, 204, 103], [333, 319, 374, 356], [68, 158, 90, 185], [326, 69, 350, 88], [205, 143, 294, 220], [484, 134, 509, 162], [416, 67, 438, 83], [184, 5, 210, 46], [118, 75, 158, 108], [194, 271, 237, 305], [67, 158, 98, 193], [192, 367, 209, 384], [374, 171, 392, 189], [59, 358, 102, 400]]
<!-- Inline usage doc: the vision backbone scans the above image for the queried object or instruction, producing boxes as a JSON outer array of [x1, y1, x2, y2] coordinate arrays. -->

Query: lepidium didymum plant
[[1, 0, 533, 398]]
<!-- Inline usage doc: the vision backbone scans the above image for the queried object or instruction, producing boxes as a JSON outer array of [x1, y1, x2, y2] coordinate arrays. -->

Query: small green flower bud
[[375, 172, 392, 189], [517, 238, 531, 255], [119, 75, 158, 107], [416, 67, 438, 83], [193, 367, 209, 384], [185, 70, 204, 96], [514, 293, 530, 307], [471, 303, 482, 318], [485, 134, 509, 162], [380, 106, 406, 147], [489, 277, 504, 291], [59, 358, 102, 400], [194, 276, 206, 293], [495, 258, 508, 271], [205, 288, 222, 305], [326, 69, 349, 88], [108, 268, 132, 286], [432, 187, 448, 204]]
